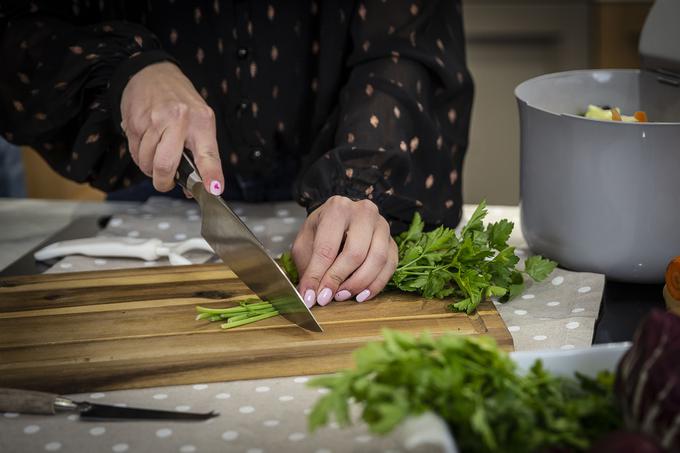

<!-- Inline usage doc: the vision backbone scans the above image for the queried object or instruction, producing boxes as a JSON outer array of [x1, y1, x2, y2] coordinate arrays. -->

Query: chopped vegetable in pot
[[584, 104, 649, 122], [665, 257, 680, 301]]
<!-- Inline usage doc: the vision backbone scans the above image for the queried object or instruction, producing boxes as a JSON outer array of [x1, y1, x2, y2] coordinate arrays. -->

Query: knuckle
[[305, 273, 322, 286], [127, 118, 145, 136], [373, 249, 388, 265], [199, 146, 220, 160], [345, 247, 366, 267], [173, 102, 190, 118], [358, 199, 378, 214], [326, 271, 344, 286], [201, 105, 216, 119], [193, 105, 216, 124], [149, 107, 166, 127], [313, 243, 336, 263], [154, 157, 175, 176], [328, 195, 347, 208]]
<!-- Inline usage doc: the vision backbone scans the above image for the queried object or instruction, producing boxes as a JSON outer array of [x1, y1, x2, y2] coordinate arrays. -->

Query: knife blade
[[0, 388, 217, 421], [175, 151, 322, 333]]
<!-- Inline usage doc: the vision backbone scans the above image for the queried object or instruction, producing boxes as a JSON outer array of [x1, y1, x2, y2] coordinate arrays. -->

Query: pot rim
[[515, 68, 680, 126]]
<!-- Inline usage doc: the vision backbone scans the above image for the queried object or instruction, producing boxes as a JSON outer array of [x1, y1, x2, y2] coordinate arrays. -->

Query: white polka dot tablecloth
[[3, 199, 605, 452], [0, 377, 399, 453], [459, 205, 604, 352]]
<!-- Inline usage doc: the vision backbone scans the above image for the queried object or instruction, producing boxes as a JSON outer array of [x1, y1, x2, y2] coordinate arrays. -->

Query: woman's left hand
[[291, 195, 399, 307]]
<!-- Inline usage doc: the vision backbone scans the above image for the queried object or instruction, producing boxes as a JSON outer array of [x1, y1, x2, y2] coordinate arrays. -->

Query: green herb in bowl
[[308, 329, 621, 453]]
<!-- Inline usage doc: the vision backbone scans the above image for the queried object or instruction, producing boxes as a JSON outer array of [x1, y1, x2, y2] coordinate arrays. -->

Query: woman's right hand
[[120, 62, 224, 195]]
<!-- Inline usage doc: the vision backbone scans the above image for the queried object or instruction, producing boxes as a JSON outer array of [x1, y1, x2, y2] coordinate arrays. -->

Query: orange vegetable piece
[[634, 111, 648, 122], [666, 256, 680, 300], [611, 109, 622, 121]]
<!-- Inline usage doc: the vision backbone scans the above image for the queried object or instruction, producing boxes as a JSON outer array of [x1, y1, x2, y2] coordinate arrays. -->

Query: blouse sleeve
[[295, 0, 473, 233], [0, 1, 176, 191]]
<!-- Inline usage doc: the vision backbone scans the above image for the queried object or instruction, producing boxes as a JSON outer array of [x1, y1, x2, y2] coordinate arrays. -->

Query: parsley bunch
[[308, 330, 621, 453], [390, 201, 556, 313]]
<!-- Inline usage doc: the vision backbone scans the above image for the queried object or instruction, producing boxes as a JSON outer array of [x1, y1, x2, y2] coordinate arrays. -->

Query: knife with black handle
[[0, 388, 218, 421]]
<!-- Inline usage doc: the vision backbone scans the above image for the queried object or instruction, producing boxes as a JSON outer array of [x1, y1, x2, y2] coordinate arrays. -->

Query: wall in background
[[461, 0, 651, 206], [461, 0, 590, 206], [22, 147, 104, 200]]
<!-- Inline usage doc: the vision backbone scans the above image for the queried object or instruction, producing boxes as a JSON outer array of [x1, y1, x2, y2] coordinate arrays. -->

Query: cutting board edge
[[0, 329, 514, 394]]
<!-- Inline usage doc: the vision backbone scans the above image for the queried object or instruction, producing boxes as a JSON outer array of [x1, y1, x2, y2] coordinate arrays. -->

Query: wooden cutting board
[[0, 264, 513, 393]]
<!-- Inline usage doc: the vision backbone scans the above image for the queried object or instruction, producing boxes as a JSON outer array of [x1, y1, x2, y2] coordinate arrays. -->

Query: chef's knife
[[175, 151, 322, 332], [0, 388, 217, 421]]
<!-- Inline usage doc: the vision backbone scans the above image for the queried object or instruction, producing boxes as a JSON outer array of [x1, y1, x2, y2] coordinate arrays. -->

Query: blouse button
[[250, 148, 263, 161], [237, 47, 249, 59]]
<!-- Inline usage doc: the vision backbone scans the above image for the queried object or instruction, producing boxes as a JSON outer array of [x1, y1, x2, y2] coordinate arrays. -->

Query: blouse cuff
[[108, 50, 179, 135]]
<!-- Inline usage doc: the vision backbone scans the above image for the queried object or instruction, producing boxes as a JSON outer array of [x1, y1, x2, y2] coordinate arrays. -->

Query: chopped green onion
[[195, 302, 272, 315], [221, 310, 280, 329]]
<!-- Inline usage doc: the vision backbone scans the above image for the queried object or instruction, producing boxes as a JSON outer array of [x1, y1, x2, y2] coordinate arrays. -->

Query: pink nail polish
[[335, 290, 352, 301], [356, 289, 371, 303], [304, 289, 316, 308], [209, 180, 222, 195], [317, 288, 332, 306], [357, 289, 371, 302]]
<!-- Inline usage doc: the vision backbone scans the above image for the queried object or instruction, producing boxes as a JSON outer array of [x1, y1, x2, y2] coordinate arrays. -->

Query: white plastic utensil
[[34, 237, 214, 266]]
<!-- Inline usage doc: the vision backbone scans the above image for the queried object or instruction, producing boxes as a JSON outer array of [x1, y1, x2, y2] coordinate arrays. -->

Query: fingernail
[[356, 289, 371, 303], [209, 180, 222, 195], [304, 289, 316, 308], [317, 287, 333, 306], [335, 290, 352, 301]]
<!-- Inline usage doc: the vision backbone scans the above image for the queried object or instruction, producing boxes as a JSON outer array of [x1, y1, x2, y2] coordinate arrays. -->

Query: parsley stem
[[221, 310, 280, 329], [397, 250, 430, 271], [196, 302, 272, 315]]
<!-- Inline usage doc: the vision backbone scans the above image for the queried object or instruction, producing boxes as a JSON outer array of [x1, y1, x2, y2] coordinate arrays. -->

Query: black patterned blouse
[[0, 0, 473, 232]]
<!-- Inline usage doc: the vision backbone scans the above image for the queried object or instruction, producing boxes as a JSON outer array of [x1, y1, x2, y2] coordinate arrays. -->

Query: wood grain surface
[[0, 264, 513, 393]]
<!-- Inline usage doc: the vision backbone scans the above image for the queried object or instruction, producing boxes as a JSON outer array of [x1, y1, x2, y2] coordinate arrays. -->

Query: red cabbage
[[616, 310, 680, 452], [588, 430, 664, 453]]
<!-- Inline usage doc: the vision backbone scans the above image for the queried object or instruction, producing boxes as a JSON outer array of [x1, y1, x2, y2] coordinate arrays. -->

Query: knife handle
[[175, 150, 203, 190], [0, 388, 60, 415]]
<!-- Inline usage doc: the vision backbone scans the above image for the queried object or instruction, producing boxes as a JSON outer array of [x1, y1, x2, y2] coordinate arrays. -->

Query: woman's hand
[[120, 62, 224, 195], [292, 196, 398, 307]]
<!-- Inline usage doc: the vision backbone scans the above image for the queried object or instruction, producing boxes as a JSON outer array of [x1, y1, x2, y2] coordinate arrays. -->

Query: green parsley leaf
[[486, 219, 514, 250], [279, 250, 299, 284], [524, 255, 558, 282]]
